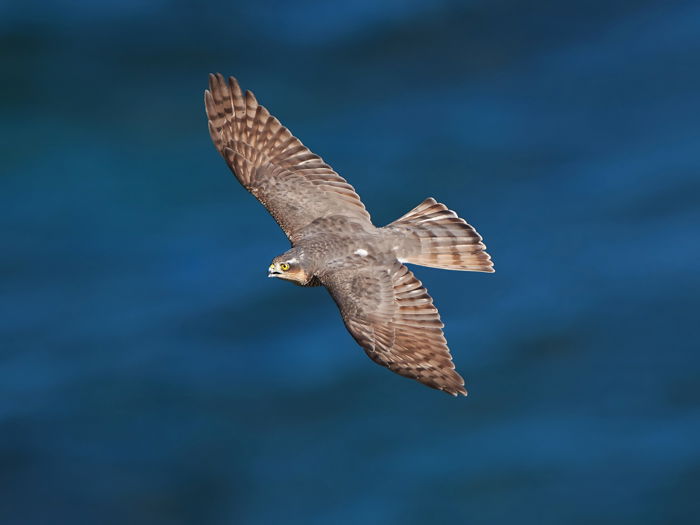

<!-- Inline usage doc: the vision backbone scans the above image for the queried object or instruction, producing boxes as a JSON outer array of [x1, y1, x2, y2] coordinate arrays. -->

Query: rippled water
[[2, 1, 699, 523]]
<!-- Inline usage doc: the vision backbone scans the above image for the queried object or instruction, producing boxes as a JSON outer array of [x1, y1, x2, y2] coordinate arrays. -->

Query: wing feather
[[205, 74, 371, 242]]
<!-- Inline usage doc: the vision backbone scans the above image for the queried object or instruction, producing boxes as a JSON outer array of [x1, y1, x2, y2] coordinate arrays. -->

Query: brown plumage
[[205, 74, 494, 396]]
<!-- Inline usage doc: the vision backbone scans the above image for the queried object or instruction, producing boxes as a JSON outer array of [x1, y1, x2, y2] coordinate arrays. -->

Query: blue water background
[[2, 1, 699, 523]]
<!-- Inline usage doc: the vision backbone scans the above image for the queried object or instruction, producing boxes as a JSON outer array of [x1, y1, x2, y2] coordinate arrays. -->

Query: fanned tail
[[388, 198, 494, 272]]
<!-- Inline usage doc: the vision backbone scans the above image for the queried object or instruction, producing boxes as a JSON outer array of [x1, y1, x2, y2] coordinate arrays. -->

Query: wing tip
[[208, 72, 223, 93], [443, 384, 468, 397], [228, 75, 241, 94]]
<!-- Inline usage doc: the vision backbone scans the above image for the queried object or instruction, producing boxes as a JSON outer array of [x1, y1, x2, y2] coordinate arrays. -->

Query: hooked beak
[[268, 264, 281, 277]]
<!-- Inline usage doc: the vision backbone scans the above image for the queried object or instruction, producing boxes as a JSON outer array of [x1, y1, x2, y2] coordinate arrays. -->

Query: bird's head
[[268, 248, 312, 285]]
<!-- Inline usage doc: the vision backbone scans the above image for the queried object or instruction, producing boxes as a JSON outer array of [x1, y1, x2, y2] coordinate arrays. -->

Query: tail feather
[[388, 198, 494, 272]]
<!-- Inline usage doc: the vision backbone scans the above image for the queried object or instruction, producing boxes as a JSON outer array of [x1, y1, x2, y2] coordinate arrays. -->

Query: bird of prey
[[204, 74, 494, 396]]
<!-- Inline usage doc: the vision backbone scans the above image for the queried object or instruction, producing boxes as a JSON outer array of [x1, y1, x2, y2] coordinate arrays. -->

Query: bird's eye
[[280, 263, 290, 271]]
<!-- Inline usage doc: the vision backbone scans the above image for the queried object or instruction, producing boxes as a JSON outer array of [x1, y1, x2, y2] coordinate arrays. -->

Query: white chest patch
[[354, 248, 368, 257]]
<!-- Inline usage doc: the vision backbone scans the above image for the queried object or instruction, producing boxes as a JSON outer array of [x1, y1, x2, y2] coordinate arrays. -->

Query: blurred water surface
[[2, 1, 699, 524]]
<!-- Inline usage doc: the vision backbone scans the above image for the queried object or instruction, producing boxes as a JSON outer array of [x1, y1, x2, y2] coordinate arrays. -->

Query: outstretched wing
[[321, 258, 467, 396], [205, 74, 371, 243]]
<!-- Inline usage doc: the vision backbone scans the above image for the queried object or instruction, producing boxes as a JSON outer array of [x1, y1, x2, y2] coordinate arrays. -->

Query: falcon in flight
[[205, 74, 494, 396]]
